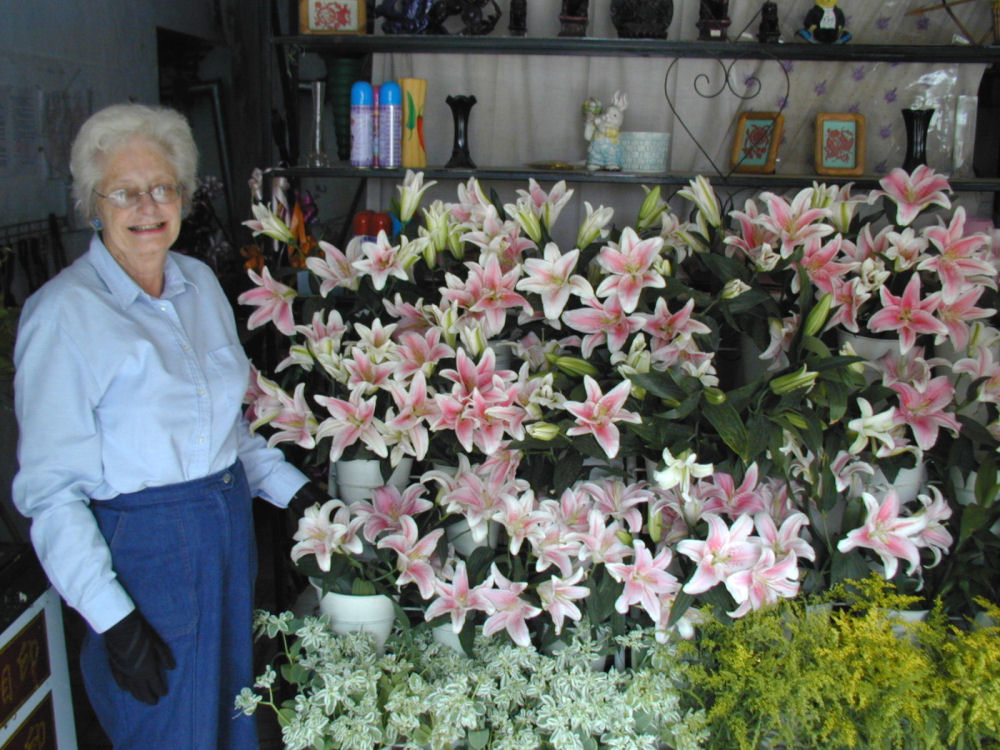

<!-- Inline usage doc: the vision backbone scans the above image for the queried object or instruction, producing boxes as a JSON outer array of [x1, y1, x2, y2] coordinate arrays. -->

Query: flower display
[[240, 166, 1000, 650]]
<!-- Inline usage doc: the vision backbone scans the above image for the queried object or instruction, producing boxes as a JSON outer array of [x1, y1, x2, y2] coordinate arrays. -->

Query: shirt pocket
[[205, 344, 252, 433]]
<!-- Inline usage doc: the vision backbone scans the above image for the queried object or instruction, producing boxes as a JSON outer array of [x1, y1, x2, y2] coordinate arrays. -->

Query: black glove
[[288, 481, 330, 516], [104, 609, 176, 705]]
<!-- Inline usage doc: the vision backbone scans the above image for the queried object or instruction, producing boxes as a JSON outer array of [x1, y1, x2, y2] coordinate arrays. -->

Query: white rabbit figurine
[[583, 91, 628, 171]]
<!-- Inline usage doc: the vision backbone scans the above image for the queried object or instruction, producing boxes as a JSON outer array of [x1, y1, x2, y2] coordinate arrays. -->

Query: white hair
[[70, 103, 198, 222]]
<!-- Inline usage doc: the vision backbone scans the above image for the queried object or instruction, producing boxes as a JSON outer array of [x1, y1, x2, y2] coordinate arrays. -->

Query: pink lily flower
[[562, 295, 643, 357], [935, 286, 995, 351], [594, 227, 666, 314], [530, 526, 580, 577], [568, 509, 632, 566], [290, 499, 364, 572], [725, 549, 801, 618], [393, 328, 455, 381], [869, 165, 951, 226], [268, 383, 318, 449], [606, 540, 680, 623], [448, 176, 492, 226], [314, 391, 388, 461], [480, 565, 542, 647], [919, 207, 996, 302], [890, 375, 961, 450], [829, 450, 875, 494], [753, 189, 834, 258], [701, 463, 766, 518], [795, 235, 851, 295], [910, 486, 953, 566], [515, 178, 574, 230], [306, 237, 364, 295], [637, 296, 711, 348], [351, 483, 433, 542], [724, 198, 779, 261], [537, 568, 589, 635], [579, 477, 651, 533], [953, 345, 1000, 402], [867, 274, 948, 353], [378, 516, 445, 600], [344, 347, 396, 396], [516, 243, 593, 320], [424, 560, 493, 633], [238, 266, 297, 335], [676, 513, 758, 595], [244, 365, 284, 431], [564, 376, 642, 458], [826, 276, 870, 333], [754, 510, 816, 563], [837, 489, 927, 579], [461, 205, 537, 270], [442, 254, 531, 337], [353, 230, 410, 291]]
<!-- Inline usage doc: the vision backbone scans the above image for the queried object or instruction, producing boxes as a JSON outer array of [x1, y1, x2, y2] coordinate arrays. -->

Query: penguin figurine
[[798, 0, 851, 44]]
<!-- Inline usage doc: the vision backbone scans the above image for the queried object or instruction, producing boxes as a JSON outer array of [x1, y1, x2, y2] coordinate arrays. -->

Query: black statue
[[375, 0, 434, 34], [757, 1, 780, 43], [426, 0, 501, 35], [610, 0, 674, 39], [509, 0, 527, 35], [697, 0, 731, 41]]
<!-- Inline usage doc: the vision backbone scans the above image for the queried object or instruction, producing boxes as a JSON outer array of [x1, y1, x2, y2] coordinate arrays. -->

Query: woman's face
[[95, 136, 182, 269]]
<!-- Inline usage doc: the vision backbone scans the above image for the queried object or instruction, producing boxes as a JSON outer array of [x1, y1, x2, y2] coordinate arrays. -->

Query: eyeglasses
[[94, 183, 183, 209]]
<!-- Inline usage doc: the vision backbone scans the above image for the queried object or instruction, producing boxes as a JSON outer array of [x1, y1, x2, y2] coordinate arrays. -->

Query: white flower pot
[[432, 623, 465, 654], [868, 462, 926, 504], [445, 518, 499, 557], [837, 330, 898, 385], [331, 457, 413, 503], [312, 583, 396, 652]]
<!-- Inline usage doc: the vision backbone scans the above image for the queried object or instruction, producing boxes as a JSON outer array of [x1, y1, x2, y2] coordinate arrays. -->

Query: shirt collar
[[86, 234, 197, 308]]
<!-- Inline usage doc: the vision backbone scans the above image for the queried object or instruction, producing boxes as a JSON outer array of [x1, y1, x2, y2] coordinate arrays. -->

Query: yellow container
[[399, 78, 427, 168]]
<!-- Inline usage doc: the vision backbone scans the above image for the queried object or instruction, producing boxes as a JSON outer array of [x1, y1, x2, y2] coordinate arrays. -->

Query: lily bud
[[526, 422, 560, 441], [769, 365, 819, 394], [781, 411, 809, 430], [721, 279, 751, 299], [703, 387, 727, 404], [648, 504, 663, 544], [803, 292, 834, 337], [637, 186, 666, 231], [616, 529, 633, 546], [547, 354, 599, 377]]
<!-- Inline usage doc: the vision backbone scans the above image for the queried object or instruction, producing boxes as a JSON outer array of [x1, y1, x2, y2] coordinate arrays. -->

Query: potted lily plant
[[238, 165, 999, 658]]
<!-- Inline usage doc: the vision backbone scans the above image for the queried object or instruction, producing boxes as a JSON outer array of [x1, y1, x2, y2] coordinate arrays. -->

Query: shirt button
[[198, 435, 206, 443], [197, 388, 206, 396]]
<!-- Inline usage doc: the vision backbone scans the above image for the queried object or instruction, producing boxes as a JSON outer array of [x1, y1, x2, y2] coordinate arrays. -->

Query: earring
[[91, 217, 103, 230]]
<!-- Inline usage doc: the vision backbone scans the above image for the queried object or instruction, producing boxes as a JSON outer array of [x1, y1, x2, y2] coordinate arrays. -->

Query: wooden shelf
[[273, 34, 1000, 64], [265, 164, 1000, 192]]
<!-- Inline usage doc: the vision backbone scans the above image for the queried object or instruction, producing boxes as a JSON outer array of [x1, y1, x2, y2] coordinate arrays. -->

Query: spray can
[[377, 81, 403, 169], [349, 81, 374, 167]]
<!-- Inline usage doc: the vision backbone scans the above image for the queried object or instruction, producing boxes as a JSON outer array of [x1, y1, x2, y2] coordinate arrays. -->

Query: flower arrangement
[[238, 165, 1000, 651]]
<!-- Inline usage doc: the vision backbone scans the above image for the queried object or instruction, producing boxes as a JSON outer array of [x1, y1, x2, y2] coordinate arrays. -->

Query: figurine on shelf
[[797, 0, 851, 44], [757, 1, 781, 43], [697, 0, 731, 41], [375, 0, 434, 34], [426, 0, 501, 35], [583, 91, 628, 171], [559, 0, 589, 37]]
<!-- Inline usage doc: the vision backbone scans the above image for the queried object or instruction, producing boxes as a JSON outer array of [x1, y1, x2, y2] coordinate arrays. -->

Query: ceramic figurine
[[559, 0, 589, 37], [427, 0, 501, 35], [375, 0, 434, 34], [798, 0, 851, 44], [757, 1, 780, 43], [583, 91, 628, 171]]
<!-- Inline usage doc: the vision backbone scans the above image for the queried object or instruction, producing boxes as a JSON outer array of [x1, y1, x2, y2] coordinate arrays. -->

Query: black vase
[[901, 108, 934, 172], [445, 95, 477, 169], [610, 0, 674, 39]]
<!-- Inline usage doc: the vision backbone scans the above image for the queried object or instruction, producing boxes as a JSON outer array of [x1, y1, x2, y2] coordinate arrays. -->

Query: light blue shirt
[[12, 235, 308, 633]]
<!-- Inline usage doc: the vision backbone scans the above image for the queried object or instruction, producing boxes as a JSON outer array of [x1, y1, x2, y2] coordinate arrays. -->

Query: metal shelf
[[265, 164, 1000, 192], [273, 34, 1000, 64]]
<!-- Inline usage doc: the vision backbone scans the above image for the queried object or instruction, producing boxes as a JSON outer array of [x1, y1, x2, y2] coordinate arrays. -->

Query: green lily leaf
[[702, 400, 750, 463]]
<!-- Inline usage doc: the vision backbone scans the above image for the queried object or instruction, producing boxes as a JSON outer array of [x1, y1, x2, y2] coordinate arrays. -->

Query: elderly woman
[[11, 103, 323, 749]]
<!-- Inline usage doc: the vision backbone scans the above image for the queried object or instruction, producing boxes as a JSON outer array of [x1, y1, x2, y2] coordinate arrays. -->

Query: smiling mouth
[[130, 222, 166, 232]]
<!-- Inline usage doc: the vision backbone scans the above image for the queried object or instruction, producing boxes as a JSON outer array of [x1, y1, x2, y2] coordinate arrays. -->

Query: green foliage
[[668, 577, 1000, 750]]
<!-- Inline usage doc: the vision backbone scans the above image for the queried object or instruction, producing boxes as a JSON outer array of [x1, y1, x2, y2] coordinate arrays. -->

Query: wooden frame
[[299, 0, 367, 34], [730, 111, 784, 174], [814, 112, 866, 176]]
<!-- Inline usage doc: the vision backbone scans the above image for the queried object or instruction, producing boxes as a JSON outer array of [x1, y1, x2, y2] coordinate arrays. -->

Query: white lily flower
[[244, 202, 296, 245], [397, 170, 438, 223], [678, 175, 722, 228], [847, 398, 899, 454], [575, 201, 615, 249], [652, 448, 713, 499]]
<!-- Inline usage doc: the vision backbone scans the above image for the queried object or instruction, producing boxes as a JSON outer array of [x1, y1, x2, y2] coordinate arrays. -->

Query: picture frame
[[299, 0, 367, 34], [814, 112, 866, 177], [730, 111, 784, 174]]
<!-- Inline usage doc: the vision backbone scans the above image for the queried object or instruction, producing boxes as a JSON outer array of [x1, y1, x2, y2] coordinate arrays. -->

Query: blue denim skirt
[[80, 461, 259, 750]]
